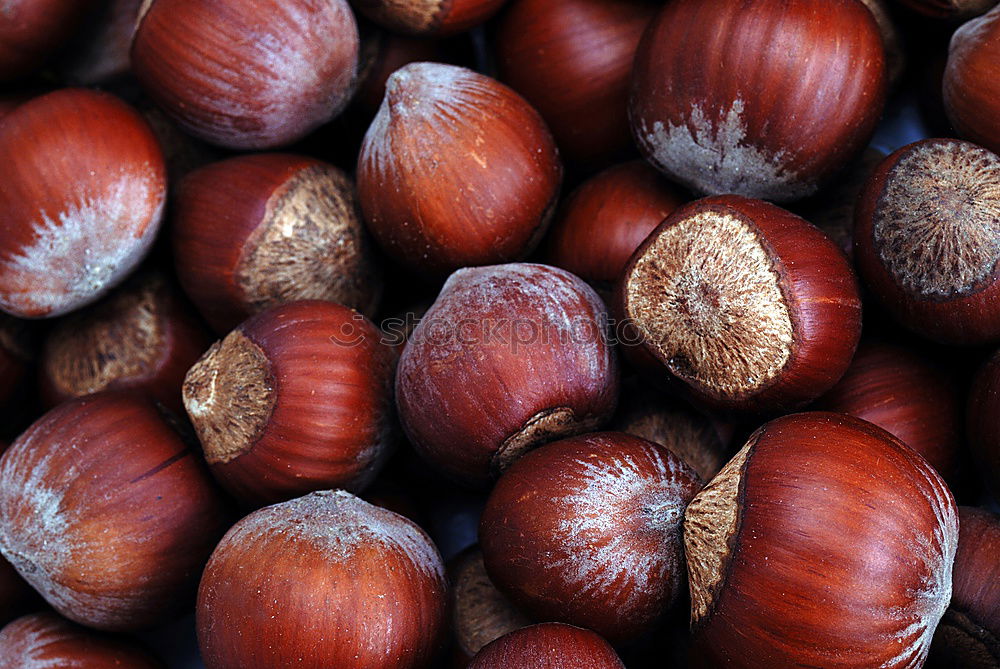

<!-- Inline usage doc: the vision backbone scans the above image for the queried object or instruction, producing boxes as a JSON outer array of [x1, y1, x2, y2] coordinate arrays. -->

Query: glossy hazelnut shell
[[617, 195, 862, 415], [357, 62, 562, 276], [171, 153, 381, 334], [352, 0, 507, 36], [685, 412, 958, 668], [184, 300, 397, 507], [545, 161, 685, 288], [854, 138, 1000, 344], [817, 338, 964, 484], [0, 393, 230, 631], [930, 506, 1000, 666], [0, 89, 166, 318], [197, 489, 447, 669], [396, 263, 619, 487], [468, 623, 625, 669], [944, 7, 1000, 155], [38, 272, 212, 414], [0, 612, 163, 668], [629, 0, 886, 202], [495, 0, 657, 165], [0, 0, 97, 80], [131, 0, 359, 149], [481, 431, 701, 643]]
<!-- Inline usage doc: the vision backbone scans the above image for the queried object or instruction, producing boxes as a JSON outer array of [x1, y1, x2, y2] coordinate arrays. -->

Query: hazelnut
[[0, 612, 163, 668], [468, 623, 625, 669]]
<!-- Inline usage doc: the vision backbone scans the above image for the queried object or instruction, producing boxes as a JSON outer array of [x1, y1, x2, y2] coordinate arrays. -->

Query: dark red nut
[[353, 34, 456, 116], [131, 0, 359, 149], [171, 153, 381, 334], [944, 7, 1000, 155], [480, 432, 701, 644], [495, 0, 657, 165], [967, 349, 1000, 497], [544, 161, 685, 289], [817, 338, 964, 485], [397, 263, 618, 487], [854, 138, 1000, 345], [357, 62, 562, 276], [468, 623, 625, 669], [183, 300, 397, 507], [897, 0, 998, 19], [859, 0, 906, 86], [351, 0, 507, 36], [0, 612, 163, 668], [197, 489, 447, 669], [684, 412, 959, 668], [57, 0, 142, 86], [930, 506, 1000, 667], [630, 0, 886, 202], [0, 441, 36, 628], [612, 378, 732, 482], [449, 547, 532, 665], [0, 88, 166, 318], [0, 393, 229, 631], [0, 0, 97, 80], [38, 272, 212, 415], [617, 195, 862, 415]]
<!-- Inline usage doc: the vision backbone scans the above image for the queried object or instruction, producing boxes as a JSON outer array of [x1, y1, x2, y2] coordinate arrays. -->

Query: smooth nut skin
[[944, 6, 1000, 155], [171, 153, 381, 334], [197, 489, 447, 669], [929, 507, 1000, 667], [468, 623, 625, 669], [854, 138, 1000, 345], [0, 0, 98, 80], [0, 88, 166, 318], [0, 612, 163, 669], [480, 432, 701, 644], [357, 62, 562, 276], [131, 0, 359, 149], [967, 349, 1000, 497], [617, 195, 862, 416], [545, 161, 686, 289], [684, 412, 959, 668], [183, 300, 398, 507], [0, 393, 230, 631], [352, 0, 507, 36], [495, 0, 658, 165], [630, 0, 886, 202], [817, 338, 964, 485], [396, 263, 619, 487]]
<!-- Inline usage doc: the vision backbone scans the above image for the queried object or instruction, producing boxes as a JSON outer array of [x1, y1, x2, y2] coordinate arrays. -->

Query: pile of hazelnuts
[[1, 0, 1000, 667]]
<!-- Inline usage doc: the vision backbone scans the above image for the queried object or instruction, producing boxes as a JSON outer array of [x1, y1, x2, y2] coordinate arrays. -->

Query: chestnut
[[967, 348, 1000, 496], [854, 138, 1000, 345], [468, 623, 625, 669], [449, 546, 530, 664], [0, 612, 163, 668], [0, 0, 97, 80], [943, 6, 1000, 155], [397, 263, 618, 486], [197, 489, 447, 669], [930, 506, 1000, 667], [171, 153, 381, 334], [617, 195, 862, 415], [38, 271, 212, 414], [544, 161, 686, 290], [0, 393, 230, 631], [817, 338, 964, 485], [611, 378, 732, 482], [683, 412, 958, 667], [357, 62, 562, 276], [630, 0, 886, 201], [480, 431, 701, 644], [0, 88, 167, 318], [183, 300, 397, 506], [352, 0, 506, 36], [494, 0, 658, 165], [131, 0, 359, 149]]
